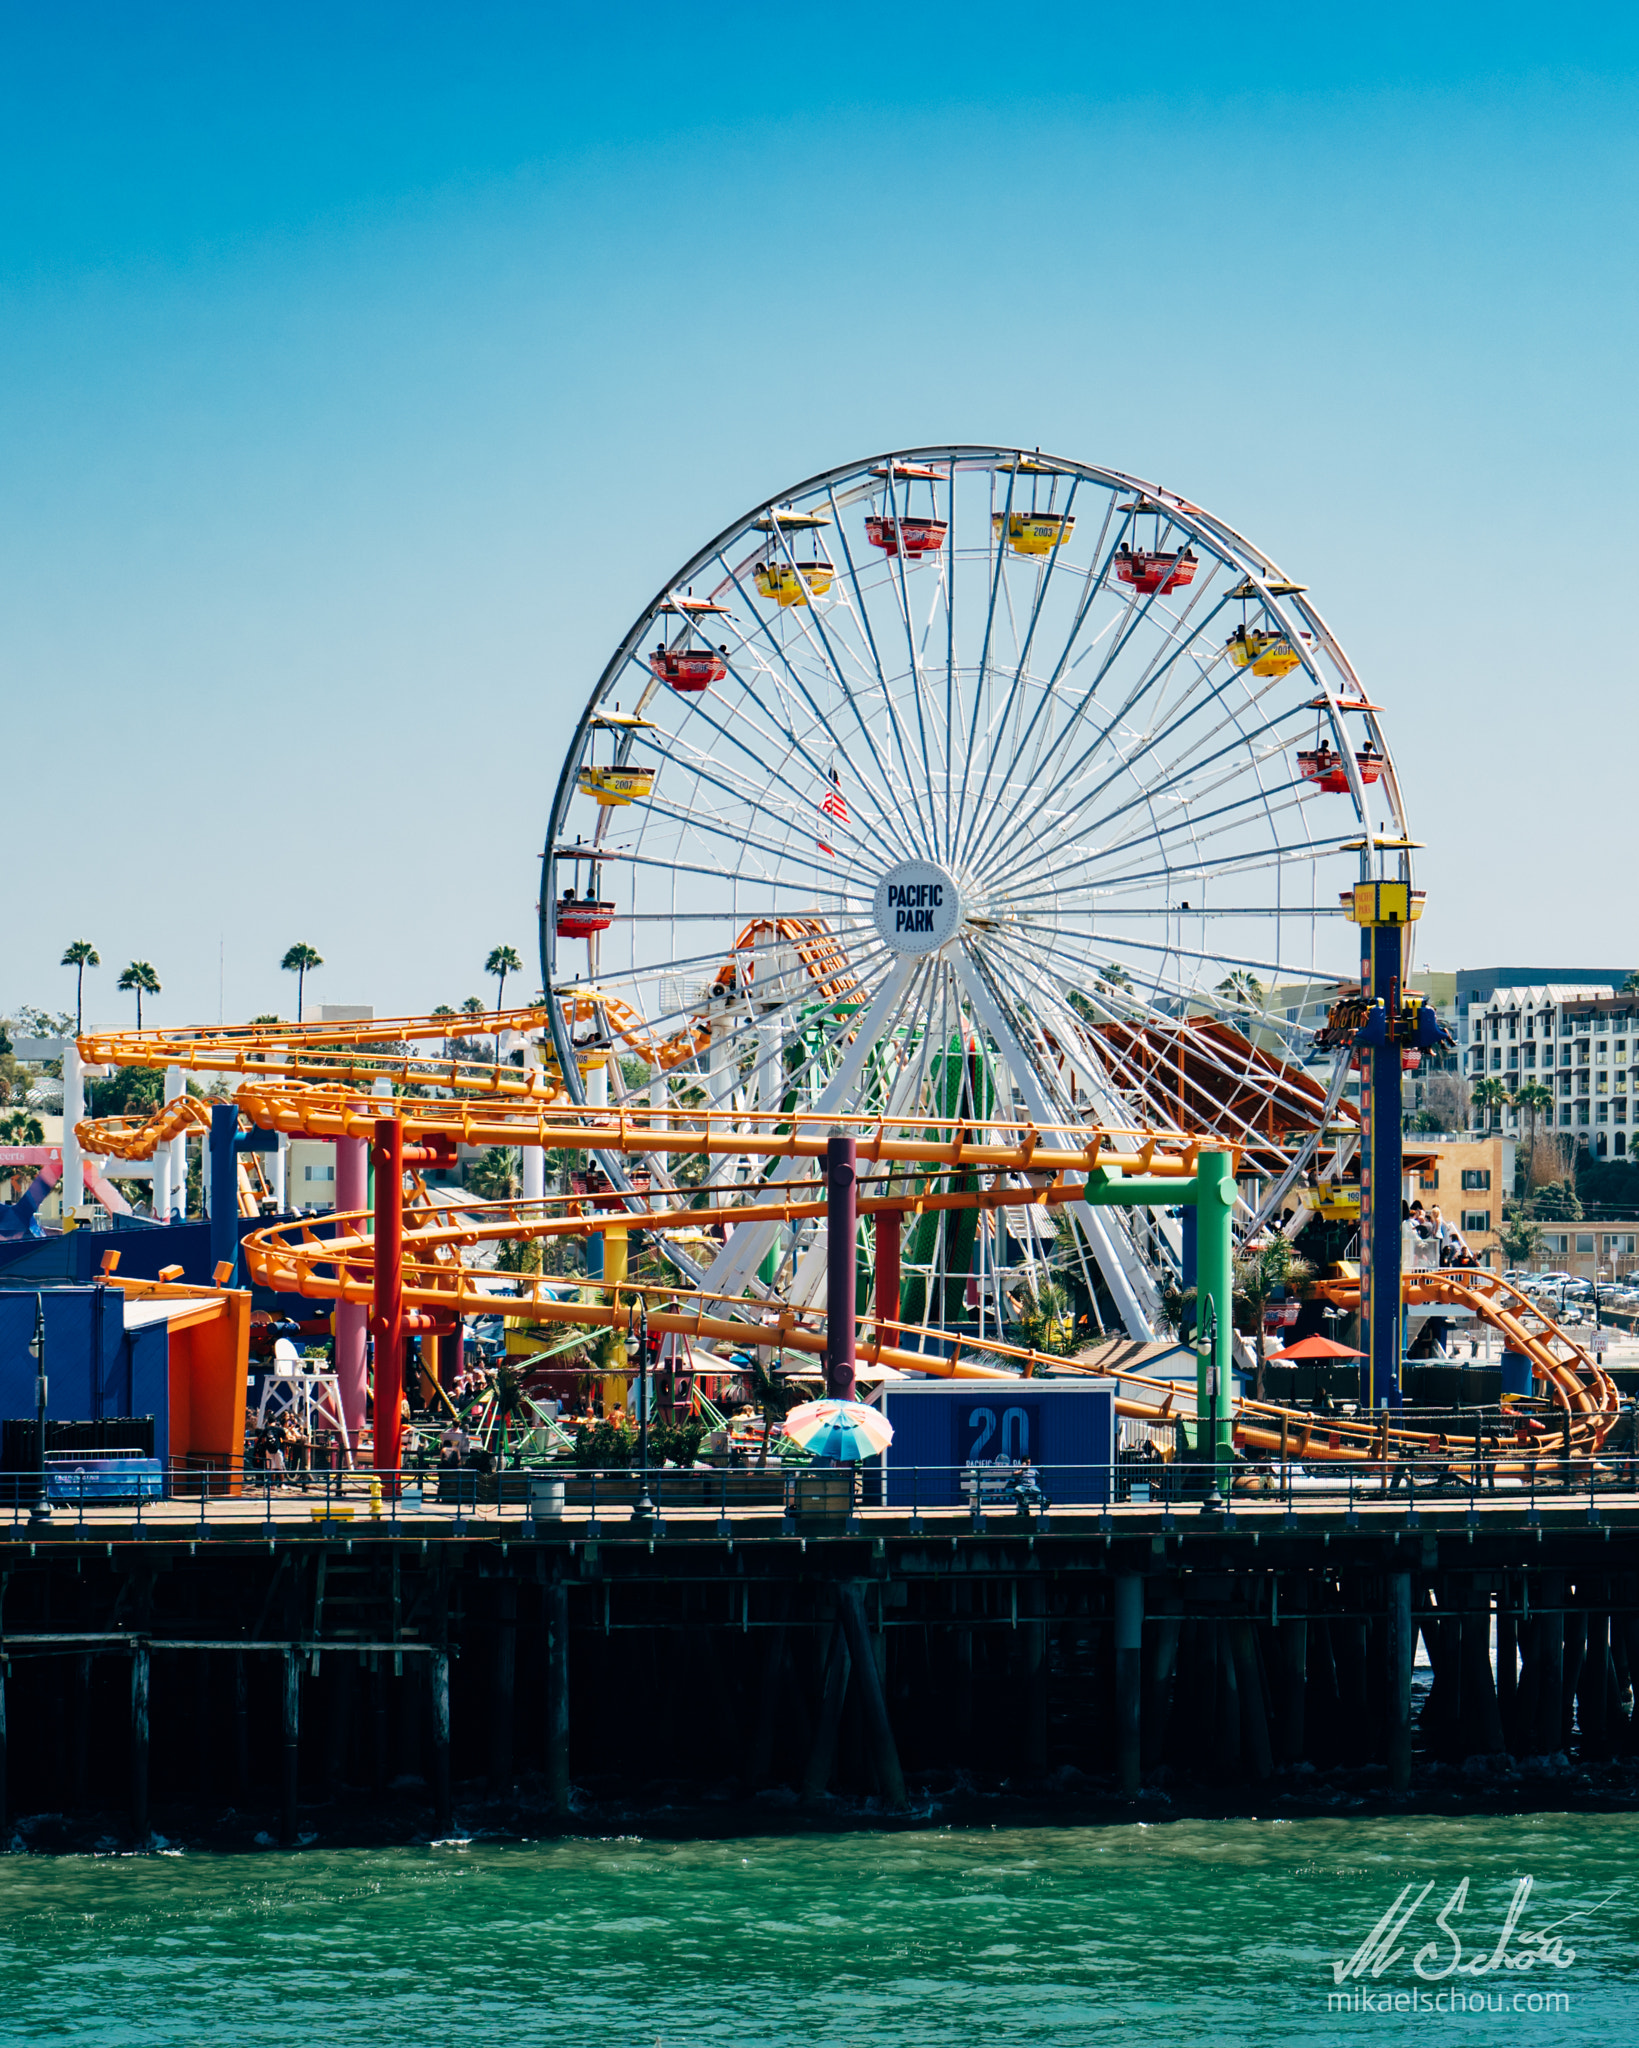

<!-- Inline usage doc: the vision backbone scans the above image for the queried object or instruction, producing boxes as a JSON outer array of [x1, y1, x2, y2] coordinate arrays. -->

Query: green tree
[[60, 940, 99, 1036], [467, 1146, 521, 1201], [1500, 1209, 1544, 1266], [1532, 1178, 1582, 1222], [0, 1109, 45, 1146], [1471, 1076, 1511, 1131], [1216, 970, 1264, 1009], [1232, 1236, 1308, 1402], [116, 961, 160, 1029], [432, 1003, 456, 1056], [1511, 1079, 1555, 1185], [279, 942, 323, 1022], [1621, 972, 1639, 995], [485, 944, 522, 1017]]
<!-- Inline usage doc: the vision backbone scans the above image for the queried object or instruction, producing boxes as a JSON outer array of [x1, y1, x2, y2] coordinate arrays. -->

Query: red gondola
[[1297, 742, 1385, 794], [556, 892, 614, 939], [1113, 546, 1199, 595], [649, 644, 728, 692], [866, 514, 948, 559]]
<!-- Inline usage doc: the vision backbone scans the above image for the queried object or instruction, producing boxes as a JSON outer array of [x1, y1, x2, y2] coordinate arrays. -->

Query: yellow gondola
[[754, 561, 835, 607], [577, 765, 656, 807], [992, 510, 1074, 557], [1227, 626, 1307, 678]]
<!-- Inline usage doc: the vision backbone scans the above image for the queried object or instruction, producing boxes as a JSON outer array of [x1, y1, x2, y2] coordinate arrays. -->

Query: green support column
[[1195, 1150, 1236, 1494]]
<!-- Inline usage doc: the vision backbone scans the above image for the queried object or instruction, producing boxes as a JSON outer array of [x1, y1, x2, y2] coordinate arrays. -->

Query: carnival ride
[[66, 446, 1620, 1482]]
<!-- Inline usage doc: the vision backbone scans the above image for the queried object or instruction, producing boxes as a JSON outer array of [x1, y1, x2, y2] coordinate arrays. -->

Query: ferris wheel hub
[[872, 858, 966, 956]]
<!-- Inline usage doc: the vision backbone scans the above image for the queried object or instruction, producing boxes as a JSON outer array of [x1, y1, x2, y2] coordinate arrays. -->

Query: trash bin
[[529, 1472, 565, 1526]]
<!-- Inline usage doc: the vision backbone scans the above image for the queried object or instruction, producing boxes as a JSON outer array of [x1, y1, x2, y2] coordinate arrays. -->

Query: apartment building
[[1409, 1132, 1513, 1268], [1458, 976, 1639, 1157]]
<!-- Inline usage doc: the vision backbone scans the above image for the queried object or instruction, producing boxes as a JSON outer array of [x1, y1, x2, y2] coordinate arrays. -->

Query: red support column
[[874, 1209, 901, 1346], [371, 1116, 404, 1480], [826, 1135, 857, 1402]]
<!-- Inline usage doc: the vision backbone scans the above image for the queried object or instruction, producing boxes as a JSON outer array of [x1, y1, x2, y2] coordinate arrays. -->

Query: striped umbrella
[[781, 1399, 894, 1463]]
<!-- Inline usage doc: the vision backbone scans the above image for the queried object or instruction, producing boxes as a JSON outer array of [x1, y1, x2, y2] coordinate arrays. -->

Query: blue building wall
[[881, 1380, 1115, 1507], [0, 1287, 171, 1459]]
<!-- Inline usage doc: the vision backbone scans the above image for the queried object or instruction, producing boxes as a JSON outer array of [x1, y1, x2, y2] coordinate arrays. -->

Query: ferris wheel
[[539, 446, 1410, 1339]]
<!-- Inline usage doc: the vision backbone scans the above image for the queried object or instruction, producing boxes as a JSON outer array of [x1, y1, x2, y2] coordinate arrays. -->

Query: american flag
[[818, 768, 849, 856]]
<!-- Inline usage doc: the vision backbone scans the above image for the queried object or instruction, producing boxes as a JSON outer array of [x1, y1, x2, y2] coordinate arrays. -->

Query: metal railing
[[3, 1445, 1637, 1536]]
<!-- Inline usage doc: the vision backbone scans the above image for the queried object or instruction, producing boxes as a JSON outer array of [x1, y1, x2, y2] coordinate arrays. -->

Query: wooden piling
[[1141, 1599, 1181, 1773], [431, 1650, 452, 1835], [325, 1652, 354, 1794], [1278, 1613, 1309, 1767], [0, 1654, 8, 1838], [839, 1585, 907, 1810], [747, 1587, 790, 1788], [228, 1650, 248, 1801], [1459, 1580, 1504, 1758], [1562, 1607, 1587, 1756], [490, 1579, 517, 1798], [1113, 1574, 1142, 1794], [131, 1642, 151, 1843], [1535, 1573, 1565, 1755], [545, 1573, 571, 1817], [1387, 1574, 1412, 1790], [71, 1654, 91, 1810], [803, 1615, 851, 1801], [1578, 1604, 1610, 1760], [280, 1647, 300, 1846], [1229, 1622, 1273, 1781], [1023, 1576, 1050, 1778]]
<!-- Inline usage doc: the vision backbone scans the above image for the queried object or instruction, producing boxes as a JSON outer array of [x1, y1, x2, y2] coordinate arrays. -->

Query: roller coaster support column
[[371, 1117, 405, 1479], [826, 1135, 857, 1401], [1193, 1150, 1235, 1495], [209, 1104, 239, 1283], [335, 1127, 369, 1443], [1347, 879, 1422, 1412], [875, 1210, 901, 1344], [166, 1068, 187, 1219]]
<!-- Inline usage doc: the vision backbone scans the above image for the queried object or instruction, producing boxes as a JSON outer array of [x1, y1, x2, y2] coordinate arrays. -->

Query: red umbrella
[[1266, 1333, 1366, 1361]]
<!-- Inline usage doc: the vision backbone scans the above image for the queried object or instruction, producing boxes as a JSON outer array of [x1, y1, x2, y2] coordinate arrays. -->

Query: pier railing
[[4, 1446, 1639, 1535]]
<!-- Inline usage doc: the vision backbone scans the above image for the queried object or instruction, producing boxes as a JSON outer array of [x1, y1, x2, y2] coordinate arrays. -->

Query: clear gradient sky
[[5, 2, 1636, 1028]]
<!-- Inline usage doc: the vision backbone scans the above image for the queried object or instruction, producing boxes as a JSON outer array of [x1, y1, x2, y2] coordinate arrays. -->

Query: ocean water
[[0, 1813, 1634, 2045]]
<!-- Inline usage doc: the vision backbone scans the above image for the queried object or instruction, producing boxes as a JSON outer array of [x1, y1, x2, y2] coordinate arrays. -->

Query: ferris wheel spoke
[[949, 463, 1022, 858], [695, 954, 925, 1297], [953, 494, 1135, 872]]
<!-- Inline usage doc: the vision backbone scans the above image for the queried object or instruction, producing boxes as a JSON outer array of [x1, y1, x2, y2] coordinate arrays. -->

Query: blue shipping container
[[881, 1379, 1115, 1508]]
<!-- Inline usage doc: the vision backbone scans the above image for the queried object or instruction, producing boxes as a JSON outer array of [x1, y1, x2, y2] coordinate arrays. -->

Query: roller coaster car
[[1113, 546, 1198, 595], [576, 766, 656, 806], [648, 645, 728, 692], [993, 511, 1074, 556], [1228, 625, 1309, 677], [556, 894, 614, 939], [865, 515, 947, 558], [754, 561, 834, 607], [1297, 743, 1384, 793]]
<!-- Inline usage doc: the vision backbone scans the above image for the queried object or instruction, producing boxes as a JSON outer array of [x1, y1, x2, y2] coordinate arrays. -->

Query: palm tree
[[1216, 970, 1264, 1009], [485, 944, 522, 1019], [116, 961, 161, 1029], [279, 942, 324, 1022], [1472, 1075, 1511, 1132], [432, 1004, 456, 1057], [60, 940, 99, 1035], [0, 1110, 45, 1147], [1512, 1079, 1555, 1185], [1622, 973, 1639, 996]]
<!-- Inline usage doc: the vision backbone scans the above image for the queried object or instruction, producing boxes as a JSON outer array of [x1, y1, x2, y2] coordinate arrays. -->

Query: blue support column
[[1359, 919, 1405, 1411], [209, 1103, 239, 1285]]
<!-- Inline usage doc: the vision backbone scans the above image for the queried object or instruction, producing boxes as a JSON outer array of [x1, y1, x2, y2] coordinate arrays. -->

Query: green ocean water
[[0, 1814, 1634, 2045]]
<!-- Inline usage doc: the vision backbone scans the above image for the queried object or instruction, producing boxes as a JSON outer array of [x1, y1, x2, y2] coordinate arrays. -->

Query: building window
[[1508, 1015, 1518, 1039], [1491, 1049, 1502, 1071], [1618, 1100, 1629, 1123], [1597, 1102, 1609, 1123], [302, 1165, 336, 1183], [1577, 1234, 1595, 1254], [1598, 1041, 1609, 1063], [1597, 1073, 1609, 1094], [1578, 1040, 1591, 1062], [1508, 1048, 1519, 1069], [1618, 1039, 1628, 1055], [1525, 1045, 1536, 1067], [1462, 1210, 1491, 1234], [1561, 1074, 1572, 1096], [1578, 1105, 1591, 1126], [1420, 1171, 1439, 1191], [1560, 1106, 1572, 1125], [1460, 1168, 1491, 1191], [1619, 1133, 1629, 1157], [1561, 1047, 1572, 1066]]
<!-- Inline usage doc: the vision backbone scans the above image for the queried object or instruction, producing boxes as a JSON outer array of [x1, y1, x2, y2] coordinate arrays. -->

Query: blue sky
[[5, 2, 1637, 1026]]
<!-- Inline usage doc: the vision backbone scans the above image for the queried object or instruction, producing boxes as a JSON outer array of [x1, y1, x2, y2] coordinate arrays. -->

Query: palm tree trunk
[[75, 966, 83, 1036], [297, 967, 304, 1023]]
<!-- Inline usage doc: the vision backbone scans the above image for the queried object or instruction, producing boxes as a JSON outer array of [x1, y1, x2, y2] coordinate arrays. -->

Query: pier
[[3, 1481, 1637, 1845]]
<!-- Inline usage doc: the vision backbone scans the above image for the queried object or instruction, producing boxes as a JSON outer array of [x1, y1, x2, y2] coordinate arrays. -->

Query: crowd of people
[[1404, 1199, 1478, 1269]]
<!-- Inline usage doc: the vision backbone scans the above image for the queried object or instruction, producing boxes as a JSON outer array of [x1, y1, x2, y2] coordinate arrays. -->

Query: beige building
[[1531, 1225, 1639, 1283], [1408, 1132, 1513, 1269]]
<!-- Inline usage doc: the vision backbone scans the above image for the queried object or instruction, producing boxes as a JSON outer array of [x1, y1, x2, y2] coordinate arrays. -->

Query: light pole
[[627, 1296, 655, 1523], [28, 1293, 50, 1526]]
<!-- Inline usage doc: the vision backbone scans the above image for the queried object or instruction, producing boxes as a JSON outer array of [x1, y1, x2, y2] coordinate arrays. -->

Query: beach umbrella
[[1266, 1334, 1366, 1360], [781, 1398, 893, 1462]]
